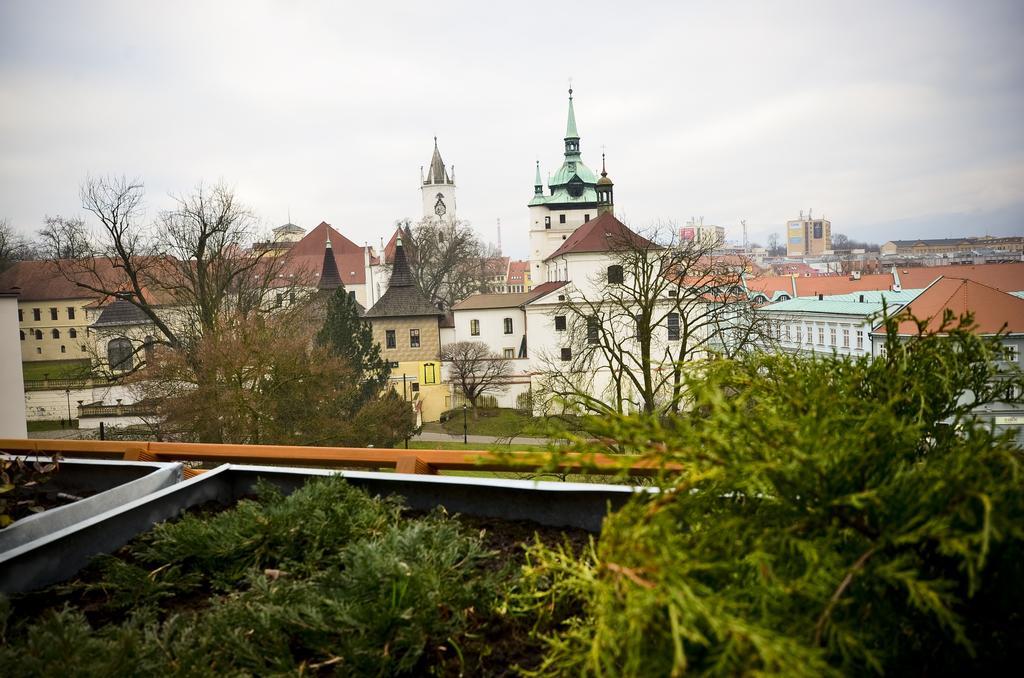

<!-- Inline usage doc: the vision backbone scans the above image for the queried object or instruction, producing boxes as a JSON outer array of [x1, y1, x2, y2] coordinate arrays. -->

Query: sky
[[1, 0, 1022, 258]]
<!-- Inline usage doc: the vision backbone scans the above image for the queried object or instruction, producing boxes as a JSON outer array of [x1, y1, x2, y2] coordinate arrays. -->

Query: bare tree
[[37, 216, 92, 260], [0, 218, 30, 271], [402, 217, 491, 308], [440, 341, 513, 413], [47, 176, 299, 375], [766, 232, 785, 256], [537, 225, 777, 417]]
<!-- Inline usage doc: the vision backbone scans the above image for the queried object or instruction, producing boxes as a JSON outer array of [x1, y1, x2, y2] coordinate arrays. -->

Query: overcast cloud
[[1, 0, 1022, 256]]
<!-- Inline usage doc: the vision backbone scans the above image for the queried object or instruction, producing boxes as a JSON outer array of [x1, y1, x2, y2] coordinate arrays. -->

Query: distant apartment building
[[507, 260, 531, 293], [680, 220, 725, 248], [786, 211, 832, 257]]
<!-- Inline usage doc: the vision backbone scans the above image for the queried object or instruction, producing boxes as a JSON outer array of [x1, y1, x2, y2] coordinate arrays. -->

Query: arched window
[[52, 329, 61, 339], [107, 338, 133, 372], [69, 328, 78, 338], [34, 329, 42, 340]]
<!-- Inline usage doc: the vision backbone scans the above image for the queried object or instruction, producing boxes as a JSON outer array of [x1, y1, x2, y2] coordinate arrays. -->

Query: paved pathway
[[412, 430, 557, 446]]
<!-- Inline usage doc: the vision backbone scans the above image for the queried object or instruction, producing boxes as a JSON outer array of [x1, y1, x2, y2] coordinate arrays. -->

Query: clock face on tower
[[434, 194, 447, 216]]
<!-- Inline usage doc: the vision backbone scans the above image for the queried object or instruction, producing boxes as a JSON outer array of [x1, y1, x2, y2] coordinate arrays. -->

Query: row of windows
[[27, 344, 86, 355], [469, 318, 516, 336], [385, 328, 420, 350], [19, 306, 77, 322], [20, 328, 79, 340], [544, 213, 592, 229], [275, 290, 356, 308], [781, 324, 863, 350], [554, 313, 682, 342]]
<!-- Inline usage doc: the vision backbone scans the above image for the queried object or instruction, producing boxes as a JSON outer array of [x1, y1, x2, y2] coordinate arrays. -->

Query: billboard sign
[[681, 227, 695, 241]]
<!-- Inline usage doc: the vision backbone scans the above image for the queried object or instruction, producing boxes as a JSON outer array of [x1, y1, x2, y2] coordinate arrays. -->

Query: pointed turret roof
[[565, 88, 579, 140], [388, 236, 415, 287], [597, 152, 613, 185], [317, 234, 342, 291], [364, 236, 443, 318], [424, 137, 453, 185]]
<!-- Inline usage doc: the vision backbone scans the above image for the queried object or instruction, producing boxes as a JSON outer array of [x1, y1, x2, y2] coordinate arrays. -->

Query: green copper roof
[[550, 159, 597, 187], [565, 90, 579, 139], [529, 185, 598, 207], [762, 289, 924, 316]]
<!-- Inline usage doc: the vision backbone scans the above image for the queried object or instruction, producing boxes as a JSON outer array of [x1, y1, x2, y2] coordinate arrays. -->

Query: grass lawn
[[22, 359, 92, 381], [26, 419, 79, 432], [438, 407, 580, 438]]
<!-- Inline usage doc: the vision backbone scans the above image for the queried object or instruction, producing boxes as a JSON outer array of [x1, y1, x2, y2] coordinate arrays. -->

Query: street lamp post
[[462, 404, 468, 444], [65, 388, 72, 427]]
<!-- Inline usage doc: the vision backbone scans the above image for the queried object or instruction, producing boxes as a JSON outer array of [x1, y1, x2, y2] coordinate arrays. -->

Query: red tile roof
[[897, 262, 1024, 292], [451, 280, 569, 311], [748, 263, 1024, 299], [0, 260, 102, 300], [508, 260, 529, 275], [746, 272, 895, 298], [523, 280, 569, 300], [0, 258, 172, 304], [878, 276, 1024, 335], [281, 222, 368, 286], [544, 213, 655, 261]]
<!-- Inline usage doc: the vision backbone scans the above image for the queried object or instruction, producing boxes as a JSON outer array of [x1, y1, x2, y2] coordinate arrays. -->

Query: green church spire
[[534, 160, 543, 196], [565, 87, 579, 140]]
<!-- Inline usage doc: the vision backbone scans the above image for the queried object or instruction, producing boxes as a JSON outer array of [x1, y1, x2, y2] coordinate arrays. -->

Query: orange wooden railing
[[0, 438, 673, 477]]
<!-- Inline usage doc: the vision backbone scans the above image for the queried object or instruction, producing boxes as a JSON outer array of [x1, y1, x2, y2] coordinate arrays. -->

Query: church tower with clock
[[421, 137, 457, 225]]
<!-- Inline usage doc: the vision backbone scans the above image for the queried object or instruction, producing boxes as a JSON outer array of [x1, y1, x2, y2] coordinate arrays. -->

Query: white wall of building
[[24, 383, 137, 422], [421, 183, 457, 224], [0, 295, 28, 437], [450, 306, 527, 359], [765, 312, 874, 358], [528, 205, 598, 275]]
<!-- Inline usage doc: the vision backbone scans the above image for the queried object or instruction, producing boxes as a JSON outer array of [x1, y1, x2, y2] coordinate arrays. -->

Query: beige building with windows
[[363, 236, 448, 422], [0, 260, 98, 363]]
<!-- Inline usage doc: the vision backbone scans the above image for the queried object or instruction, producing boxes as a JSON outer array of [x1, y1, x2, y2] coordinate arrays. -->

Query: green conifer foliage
[[515, 312, 1024, 675], [316, 285, 390, 399]]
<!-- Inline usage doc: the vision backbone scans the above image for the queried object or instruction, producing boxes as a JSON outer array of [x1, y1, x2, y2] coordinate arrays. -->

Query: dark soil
[[3, 477, 98, 523]]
